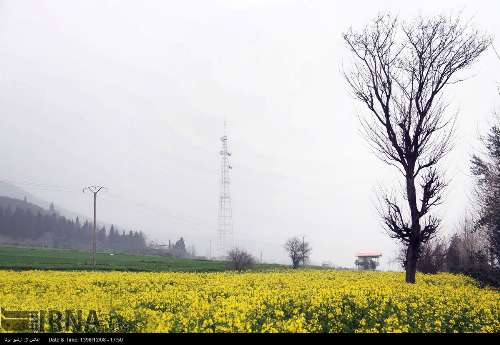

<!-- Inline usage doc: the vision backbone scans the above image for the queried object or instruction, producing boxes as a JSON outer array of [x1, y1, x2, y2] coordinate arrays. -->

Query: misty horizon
[[1, 0, 499, 269]]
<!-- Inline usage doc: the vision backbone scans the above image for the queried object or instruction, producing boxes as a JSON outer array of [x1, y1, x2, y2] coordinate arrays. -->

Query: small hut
[[355, 251, 382, 270]]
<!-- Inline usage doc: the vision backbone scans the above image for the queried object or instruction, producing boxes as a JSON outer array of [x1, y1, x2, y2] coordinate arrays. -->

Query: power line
[[0, 179, 79, 193], [102, 191, 209, 230], [2, 177, 213, 235], [2, 177, 285, 261], [2, 177, 296, 247]]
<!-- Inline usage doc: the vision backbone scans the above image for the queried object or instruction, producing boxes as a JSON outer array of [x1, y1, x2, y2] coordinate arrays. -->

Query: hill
[[0, 196, 148, 253], [0, 196, 48, 215], [0, 181, 55, 211], [0, 180, 92, 224], [0, 180, 142, 239]]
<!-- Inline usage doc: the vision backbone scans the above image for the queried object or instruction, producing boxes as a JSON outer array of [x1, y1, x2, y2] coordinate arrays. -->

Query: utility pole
[[83, 185, 106, 270]]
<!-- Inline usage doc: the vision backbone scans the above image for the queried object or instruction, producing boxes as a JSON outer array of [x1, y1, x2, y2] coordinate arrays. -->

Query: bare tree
[[416, 237, 447, 274], [284, 237, 312, 269], [227, 248, 255, 272], [457, 214, 490, 264], [343, 14, 491, 283], [494, 44, 500, 95], [188, 245, 197, 258]]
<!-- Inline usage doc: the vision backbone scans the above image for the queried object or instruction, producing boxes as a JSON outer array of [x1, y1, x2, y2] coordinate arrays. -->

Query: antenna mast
[[217, 121, 234, 257]]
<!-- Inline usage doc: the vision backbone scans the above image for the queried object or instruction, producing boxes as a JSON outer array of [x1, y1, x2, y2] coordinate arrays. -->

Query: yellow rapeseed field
[[0, 270, 498, 333]]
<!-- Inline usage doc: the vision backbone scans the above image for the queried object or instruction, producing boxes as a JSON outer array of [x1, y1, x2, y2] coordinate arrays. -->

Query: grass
[[0, 245, 284, 272]]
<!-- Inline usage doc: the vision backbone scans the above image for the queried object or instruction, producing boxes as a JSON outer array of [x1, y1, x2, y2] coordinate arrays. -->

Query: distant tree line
[[0, 206, 147, 253]]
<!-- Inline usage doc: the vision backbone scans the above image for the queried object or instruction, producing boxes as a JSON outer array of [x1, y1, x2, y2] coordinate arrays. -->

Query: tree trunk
[[405, 172, 420, 284], [405, 245, 417, 283]]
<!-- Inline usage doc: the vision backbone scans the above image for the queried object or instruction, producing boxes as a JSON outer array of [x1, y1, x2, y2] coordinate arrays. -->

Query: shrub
[[227, 248, 255, 272]]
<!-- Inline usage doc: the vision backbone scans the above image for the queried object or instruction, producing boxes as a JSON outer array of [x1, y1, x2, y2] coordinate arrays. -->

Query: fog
[[1, 0, 499, 268]]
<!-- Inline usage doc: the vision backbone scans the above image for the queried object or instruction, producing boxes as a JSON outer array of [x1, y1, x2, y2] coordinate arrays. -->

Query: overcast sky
[[1, 0, 499, 268]]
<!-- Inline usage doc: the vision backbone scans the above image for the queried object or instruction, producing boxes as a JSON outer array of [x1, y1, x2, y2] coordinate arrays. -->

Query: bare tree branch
[[343, 13, 491, 283]]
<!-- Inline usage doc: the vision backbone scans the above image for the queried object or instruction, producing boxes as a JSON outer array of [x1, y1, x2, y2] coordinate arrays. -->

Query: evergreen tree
[[0, 203, 148, 254], [471, 120, 500, 267]]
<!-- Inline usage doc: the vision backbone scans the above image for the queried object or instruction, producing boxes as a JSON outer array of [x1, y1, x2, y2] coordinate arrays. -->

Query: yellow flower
[[0, 270, 498, 333]]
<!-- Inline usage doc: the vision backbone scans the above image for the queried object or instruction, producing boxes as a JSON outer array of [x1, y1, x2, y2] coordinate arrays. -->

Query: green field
[[0, 246, 283, 272]]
